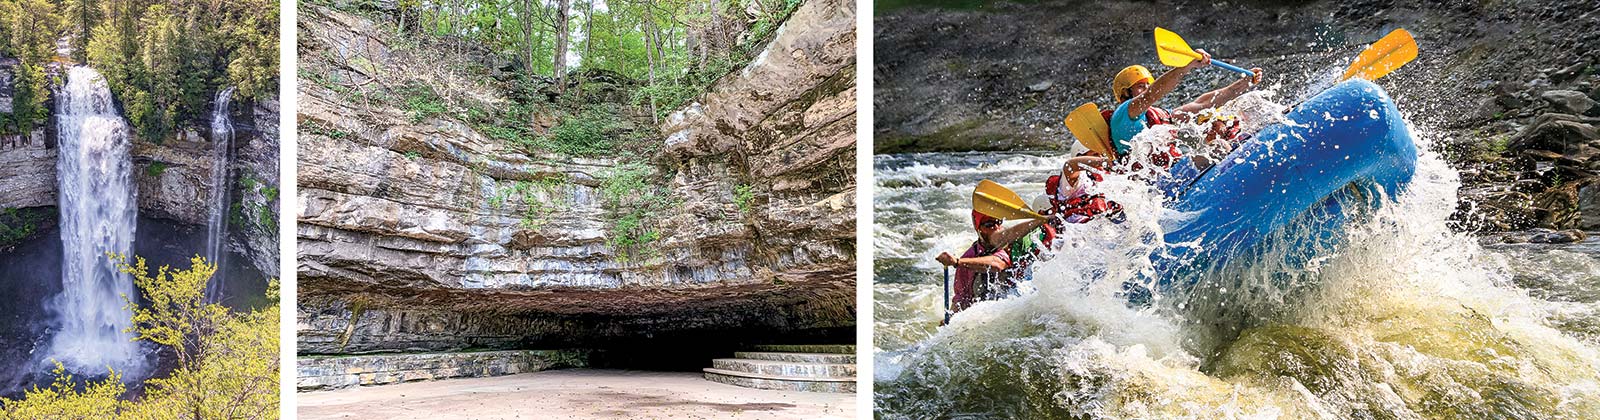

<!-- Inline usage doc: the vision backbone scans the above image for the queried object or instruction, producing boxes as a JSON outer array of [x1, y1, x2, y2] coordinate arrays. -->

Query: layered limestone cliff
[[0, 130, 54, 210], [296, 0, 855, 354]]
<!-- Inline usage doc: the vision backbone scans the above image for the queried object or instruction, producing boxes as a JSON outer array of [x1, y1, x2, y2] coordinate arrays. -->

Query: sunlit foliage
[[0, 255, 280, 419]]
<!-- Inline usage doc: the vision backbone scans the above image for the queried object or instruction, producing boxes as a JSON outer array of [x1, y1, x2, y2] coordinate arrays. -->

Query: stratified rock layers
[[0, 131, 54, 209], [296, 0, 856, 354], [297, 350, 589, 390]]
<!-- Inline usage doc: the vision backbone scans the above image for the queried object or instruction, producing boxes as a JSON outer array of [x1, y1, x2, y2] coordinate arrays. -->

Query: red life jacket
[[1101, 107, 1172, 126], [1059, 193, 1117, 222], [1043, 174, 1115, 223]]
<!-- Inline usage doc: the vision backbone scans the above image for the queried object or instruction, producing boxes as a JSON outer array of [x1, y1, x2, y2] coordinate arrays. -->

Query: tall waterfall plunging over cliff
[[47, 66, 145, 375], [204, 87, 235, 300]]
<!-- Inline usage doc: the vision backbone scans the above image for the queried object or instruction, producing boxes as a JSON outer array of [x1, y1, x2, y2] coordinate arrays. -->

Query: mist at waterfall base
[[0, 68, 268, 399], [873, 99, 1600, 416]]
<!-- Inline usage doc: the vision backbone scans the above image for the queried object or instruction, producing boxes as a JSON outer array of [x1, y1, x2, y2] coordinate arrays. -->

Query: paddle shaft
[[1158, 45, 1254, 76], [943, 266, 952, 325]]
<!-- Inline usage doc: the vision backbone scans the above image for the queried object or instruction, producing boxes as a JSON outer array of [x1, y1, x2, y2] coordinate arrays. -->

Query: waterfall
[[204, 87, 235, 300], [48, 66, 144, 375]]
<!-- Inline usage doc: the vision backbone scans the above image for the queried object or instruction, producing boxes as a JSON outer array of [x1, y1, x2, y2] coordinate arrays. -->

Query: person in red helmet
[[937, 210, 1047, 317]]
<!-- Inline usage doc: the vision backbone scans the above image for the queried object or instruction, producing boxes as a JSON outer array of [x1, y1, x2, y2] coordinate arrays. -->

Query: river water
[[874, 127, 1600, 416]]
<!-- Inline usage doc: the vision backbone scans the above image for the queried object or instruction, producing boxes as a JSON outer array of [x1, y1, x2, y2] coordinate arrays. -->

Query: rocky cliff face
[[120, 99, 282, 276], [296, 0, 855, 354], [0, 130, 55, 210], [875, 0, 1597, 153]]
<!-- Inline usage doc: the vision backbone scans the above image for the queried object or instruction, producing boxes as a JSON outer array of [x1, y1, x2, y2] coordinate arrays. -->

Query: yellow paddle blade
[[1341, 28, 1417, 81], [978, 179, 1028, 207], [1064, 103, 1116, 159], [1154, 27, 1202, 67], [973, 180, 1044, 221]]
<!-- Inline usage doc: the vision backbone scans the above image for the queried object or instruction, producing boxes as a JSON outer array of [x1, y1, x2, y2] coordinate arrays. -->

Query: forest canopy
[[0, 0, 279, 138], [318, 0, 800, 119]]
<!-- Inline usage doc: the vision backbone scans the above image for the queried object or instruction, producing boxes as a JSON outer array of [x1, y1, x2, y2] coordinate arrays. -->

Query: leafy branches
[[0, 256, 280, 418], [491, 175, 570, 230], [118, 255, 280, 419], [0, 362, 127, 418], [599, 163, 674, 261], [117, 255, 222, 365]]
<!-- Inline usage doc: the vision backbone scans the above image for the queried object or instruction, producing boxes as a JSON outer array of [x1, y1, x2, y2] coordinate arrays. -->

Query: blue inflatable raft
[[1150, 79, 1418, 291]]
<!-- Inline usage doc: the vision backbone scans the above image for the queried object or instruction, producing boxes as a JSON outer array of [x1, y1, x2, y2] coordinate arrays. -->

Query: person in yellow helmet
[[1108, 50, 1263, 157]]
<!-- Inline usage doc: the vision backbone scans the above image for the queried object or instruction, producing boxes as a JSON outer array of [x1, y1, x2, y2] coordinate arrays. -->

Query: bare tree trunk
[[552, 0, 570, 94], [583, 0, 594, 62], [522, 0, 534, 73], [578, 0, 594, 96], [642, 0, 659, 123], [453, 0, 464, 54]]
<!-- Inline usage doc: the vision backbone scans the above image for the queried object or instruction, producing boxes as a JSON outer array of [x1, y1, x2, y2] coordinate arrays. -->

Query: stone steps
[[702, 345, 856, 393], [733, 351, 856, 364], [702, 369, 856, 393], [711, 358, 856, 377], [749, 344, 855, 354]]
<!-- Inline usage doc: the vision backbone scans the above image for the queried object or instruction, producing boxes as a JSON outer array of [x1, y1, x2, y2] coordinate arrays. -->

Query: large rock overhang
[[296, 269, 855, 354]]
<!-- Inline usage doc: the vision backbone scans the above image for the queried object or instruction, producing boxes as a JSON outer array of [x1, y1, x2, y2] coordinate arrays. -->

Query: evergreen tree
[[0, 0, 63, 134]]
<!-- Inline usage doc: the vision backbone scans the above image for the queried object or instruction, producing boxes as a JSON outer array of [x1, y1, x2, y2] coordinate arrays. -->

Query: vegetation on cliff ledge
[[0, 207, 52, 251]]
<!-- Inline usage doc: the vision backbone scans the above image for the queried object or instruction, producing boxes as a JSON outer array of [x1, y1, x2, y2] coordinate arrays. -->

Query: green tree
[[61, 0, 105, 61], [78, 0, 278, 140], [1, 0, 62, 64], [117, 255, 280, 419], [133, 5, 183, 138], [0, 0, 64, 134]]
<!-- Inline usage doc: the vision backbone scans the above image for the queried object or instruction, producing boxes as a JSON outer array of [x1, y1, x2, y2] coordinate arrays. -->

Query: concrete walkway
[[297, 369, 857, 419]]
